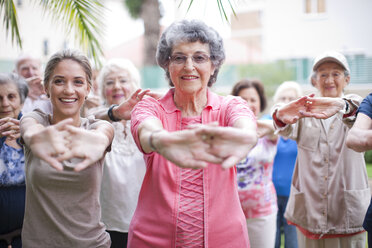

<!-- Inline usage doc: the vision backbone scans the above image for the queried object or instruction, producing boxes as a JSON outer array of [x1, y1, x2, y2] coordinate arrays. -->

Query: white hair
[[273, 81, 303, 103]]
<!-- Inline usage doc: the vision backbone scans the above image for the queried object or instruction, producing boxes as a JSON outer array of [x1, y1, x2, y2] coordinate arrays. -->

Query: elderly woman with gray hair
[[89, 59, 146, 248], [0, 73, 28, 248], [123, 19, 257, 247]]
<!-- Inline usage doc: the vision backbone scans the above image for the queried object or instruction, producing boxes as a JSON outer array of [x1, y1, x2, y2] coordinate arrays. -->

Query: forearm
[[93, 122, 115, 150], [20, 117, 45, 146], [137, 118, 165, 153], [346, 128, 372, 152], [233, 117, 258, 147]]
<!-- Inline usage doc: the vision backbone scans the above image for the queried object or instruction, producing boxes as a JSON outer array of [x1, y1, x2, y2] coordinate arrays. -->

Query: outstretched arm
[[57, 121, 114, 171], [346, 113, 372, 152], [137, 118, 224, 169], [274, 95, 345, 125], [21, 117, 73, 171], [92, 89, 161, 121]]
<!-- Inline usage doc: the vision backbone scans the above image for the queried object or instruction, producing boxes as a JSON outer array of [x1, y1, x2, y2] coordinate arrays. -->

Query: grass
[[366, 163, 372, 178]]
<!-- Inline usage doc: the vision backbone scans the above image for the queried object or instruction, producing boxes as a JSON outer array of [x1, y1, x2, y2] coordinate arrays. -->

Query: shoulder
[[82, 115, 113, 130], [20, 109, 49, 126]]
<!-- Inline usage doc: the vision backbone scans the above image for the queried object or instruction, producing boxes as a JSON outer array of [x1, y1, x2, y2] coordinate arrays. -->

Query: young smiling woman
[[19, 49, 115, 247]]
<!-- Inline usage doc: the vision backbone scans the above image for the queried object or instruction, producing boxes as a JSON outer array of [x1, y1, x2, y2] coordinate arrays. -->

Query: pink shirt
[[129, 88, 255, 248]]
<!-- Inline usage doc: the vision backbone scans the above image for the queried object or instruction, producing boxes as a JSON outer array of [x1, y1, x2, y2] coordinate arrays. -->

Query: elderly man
[[272, 51, 369, 248], [15, 54, 52, 114]]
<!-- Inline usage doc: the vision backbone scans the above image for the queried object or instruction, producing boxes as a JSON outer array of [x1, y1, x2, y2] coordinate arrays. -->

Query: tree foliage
[[124, 0, 144, 19], [0, 0, 105, 66]]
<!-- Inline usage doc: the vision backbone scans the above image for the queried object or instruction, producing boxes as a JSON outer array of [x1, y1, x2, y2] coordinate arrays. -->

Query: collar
[[158, 88, 222, 114]]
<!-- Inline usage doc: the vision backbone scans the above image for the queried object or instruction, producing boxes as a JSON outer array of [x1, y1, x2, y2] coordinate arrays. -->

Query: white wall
[[262, 0, 372, 60]]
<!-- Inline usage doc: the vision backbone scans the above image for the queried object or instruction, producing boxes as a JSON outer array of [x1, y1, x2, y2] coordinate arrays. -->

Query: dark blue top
[[359, 93, 372, 232], [272, 136, 298, 197], [358, 92, 372, 119]]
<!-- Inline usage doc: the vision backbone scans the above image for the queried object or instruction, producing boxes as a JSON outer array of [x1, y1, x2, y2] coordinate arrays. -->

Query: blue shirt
[[272, 137, 297, 196]]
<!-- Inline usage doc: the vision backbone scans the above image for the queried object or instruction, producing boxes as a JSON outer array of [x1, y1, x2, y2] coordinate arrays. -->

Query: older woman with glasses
[[122, 20, 258, 248]]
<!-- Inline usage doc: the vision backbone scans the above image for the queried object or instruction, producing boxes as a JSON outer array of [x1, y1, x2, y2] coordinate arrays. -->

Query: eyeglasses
[[169, 53, 210, 65]]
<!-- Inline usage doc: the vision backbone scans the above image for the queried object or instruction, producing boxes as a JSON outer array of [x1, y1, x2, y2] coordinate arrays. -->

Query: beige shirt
[[21, 110, 111, 248], [275, 94, 370, 235]]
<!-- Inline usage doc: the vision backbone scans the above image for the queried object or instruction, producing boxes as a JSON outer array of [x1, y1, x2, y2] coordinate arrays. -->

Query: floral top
[[0, 143, 25, 186], [237, 136, 278, 219]]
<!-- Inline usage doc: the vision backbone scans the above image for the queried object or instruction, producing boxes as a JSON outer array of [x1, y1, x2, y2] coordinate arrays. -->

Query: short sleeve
[[223, 96, 256, 127], [358, 93, 372, 119], [130, 97, 162, 153]]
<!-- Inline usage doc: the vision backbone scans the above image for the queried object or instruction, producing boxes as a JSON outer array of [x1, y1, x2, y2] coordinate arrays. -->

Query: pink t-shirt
[[129, 88, 255, 248]]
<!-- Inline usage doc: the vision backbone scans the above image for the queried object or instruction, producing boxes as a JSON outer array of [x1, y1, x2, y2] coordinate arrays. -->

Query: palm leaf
[[37, 0, 105, 66], [180, 0, 236, 22], [0, 0, 22, 48]]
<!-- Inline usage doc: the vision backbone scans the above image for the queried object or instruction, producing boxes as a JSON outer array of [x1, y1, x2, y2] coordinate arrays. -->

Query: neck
[[174, 88, 208, 117], [51, 113, 81, 126]]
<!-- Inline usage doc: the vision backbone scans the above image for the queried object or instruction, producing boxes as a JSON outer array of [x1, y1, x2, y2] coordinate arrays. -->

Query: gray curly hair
[[156, 19, 225, 87]]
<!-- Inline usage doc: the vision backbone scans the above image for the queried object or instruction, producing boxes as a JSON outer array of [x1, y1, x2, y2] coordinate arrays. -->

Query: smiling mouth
[[60, 98, 77, 103], [181, 75, 198, 80]]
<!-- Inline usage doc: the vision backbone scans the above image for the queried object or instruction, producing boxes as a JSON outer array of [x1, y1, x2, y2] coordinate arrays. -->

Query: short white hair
[[97, 58, 141, 100], [273, 81, 302, 103]]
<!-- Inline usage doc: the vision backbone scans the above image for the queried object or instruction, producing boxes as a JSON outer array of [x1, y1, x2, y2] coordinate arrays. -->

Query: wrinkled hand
[[154, 129, 223, 169], [276, 94, 315, 124], [29, 118, 72, 171], [84, 95, 101, 110], [26, 76, 45, 99], [116, 89, 151, 120], [299, 96, 345, 119], [257, 120, 274, 138], [0, 117, 21, 140], [194, 124, 257, 169]]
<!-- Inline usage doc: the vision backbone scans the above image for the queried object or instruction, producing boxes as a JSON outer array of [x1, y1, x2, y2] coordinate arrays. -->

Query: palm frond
[[180, 0, 236, 22], [38, 0, 106, 66], [0, 0, 22, 48]]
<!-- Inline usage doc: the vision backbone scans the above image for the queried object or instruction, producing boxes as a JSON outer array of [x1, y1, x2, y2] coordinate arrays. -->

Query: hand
[[26, 76, 45, 99], [299, 97, 345, 119], [57, 125, 110, 171], [115, 89, 151, 120], [0, 117, 21, 140], [84, 95, 101, 109], [194, 124, 257, 169], [28, 118, 73, 171], [153, 129, 223, 169], [257, 120, 275, 138], [276, 94, 315, 124]]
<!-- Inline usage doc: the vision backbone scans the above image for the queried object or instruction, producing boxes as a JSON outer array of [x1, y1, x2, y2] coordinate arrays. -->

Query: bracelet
[[272, 109, 286, 128], [107, 104, 120, 122], [149, 130, 162, 152]]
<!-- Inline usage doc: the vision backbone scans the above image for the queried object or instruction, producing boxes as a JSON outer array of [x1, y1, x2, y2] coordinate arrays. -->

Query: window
[[305, 0, 326, 14]]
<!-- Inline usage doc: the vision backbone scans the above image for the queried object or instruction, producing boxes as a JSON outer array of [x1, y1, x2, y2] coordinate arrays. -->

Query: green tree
[[0, 0, 105, 65], [124, 0, 161, 66]]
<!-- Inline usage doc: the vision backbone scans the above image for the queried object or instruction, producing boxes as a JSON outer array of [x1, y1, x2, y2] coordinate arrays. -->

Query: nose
[[0, 97, 10, 107], [183, 57, 195, 70], [63, 82, 74, 94], [325, 75, 334, 84], [113, 79, 121, 89]]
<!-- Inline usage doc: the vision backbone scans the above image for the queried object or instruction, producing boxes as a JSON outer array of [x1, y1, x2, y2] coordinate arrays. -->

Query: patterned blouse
[[237, 136, 278, 219], [0, 143, 25, 186]]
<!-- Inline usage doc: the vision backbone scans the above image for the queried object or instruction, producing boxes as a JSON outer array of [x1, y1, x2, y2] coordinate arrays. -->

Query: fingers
[[221, 156, 241, 169], [42, 156, 64, 171], [74, 158, 91, 172], [54, 118, 74, 131]]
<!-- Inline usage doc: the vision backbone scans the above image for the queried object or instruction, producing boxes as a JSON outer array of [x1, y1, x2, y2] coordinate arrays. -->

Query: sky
[[104, 0, 235, 50]]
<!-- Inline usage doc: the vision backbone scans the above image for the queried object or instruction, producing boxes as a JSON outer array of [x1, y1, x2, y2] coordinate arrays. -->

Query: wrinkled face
[[313, 62, 349, 97], [17, 58, 42, 79], [0, 83, 22, 119], [238, 87, 261, 116], [103, 69, 136, 105], [277, 89, 298, 104], [168, 41, 215, 95], [45, 59, 90, 119]]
